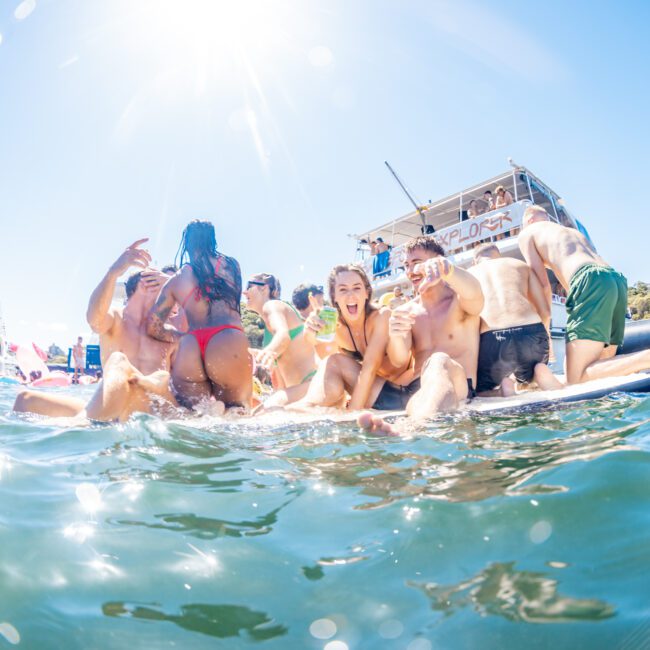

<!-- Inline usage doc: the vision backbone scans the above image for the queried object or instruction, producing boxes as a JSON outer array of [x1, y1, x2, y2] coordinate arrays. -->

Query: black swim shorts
[[372, 378, 421, 411], [476, 322, 549, 393]]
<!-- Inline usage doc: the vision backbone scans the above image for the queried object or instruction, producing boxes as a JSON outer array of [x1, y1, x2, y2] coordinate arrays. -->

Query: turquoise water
[[1, 385, 650, 649]]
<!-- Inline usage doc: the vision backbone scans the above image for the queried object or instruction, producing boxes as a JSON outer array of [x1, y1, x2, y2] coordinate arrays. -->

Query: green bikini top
[[263, 301, 304, 348]]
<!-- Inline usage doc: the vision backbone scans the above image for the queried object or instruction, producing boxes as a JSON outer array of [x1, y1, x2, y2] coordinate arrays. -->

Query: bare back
[[403, 286, 481, 383], [172, 259, 243, 330], [469, 258, 542, 333], [519, 221, 608, 289]]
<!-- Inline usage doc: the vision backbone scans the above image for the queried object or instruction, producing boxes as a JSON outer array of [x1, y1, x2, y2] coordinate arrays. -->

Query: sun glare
[[133, 0, 300, 78]]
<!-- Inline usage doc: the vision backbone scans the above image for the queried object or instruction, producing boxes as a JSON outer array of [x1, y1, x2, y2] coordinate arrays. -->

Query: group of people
[[13, 209, 650, 431], [467, 186, 514, 219]]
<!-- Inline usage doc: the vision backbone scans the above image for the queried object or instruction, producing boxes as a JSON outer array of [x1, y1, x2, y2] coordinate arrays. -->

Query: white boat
[[351, 161, 597, 371]]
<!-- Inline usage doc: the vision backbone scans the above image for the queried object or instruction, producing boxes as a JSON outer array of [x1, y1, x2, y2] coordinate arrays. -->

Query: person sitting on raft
[[298, 264, 409, 411], [147, 220, 252, 410], [244, 273, 317, 407]]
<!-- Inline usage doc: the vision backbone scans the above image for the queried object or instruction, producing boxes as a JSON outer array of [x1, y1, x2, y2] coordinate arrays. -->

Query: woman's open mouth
[[346, 304, 359, 316]]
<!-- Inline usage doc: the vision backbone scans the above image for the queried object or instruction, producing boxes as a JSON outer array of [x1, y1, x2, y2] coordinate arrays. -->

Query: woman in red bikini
[[146, 220, 252, 409]]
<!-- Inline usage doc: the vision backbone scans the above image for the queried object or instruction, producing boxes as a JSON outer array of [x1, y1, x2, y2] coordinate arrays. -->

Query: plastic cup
[[315, 306, 338, 342]]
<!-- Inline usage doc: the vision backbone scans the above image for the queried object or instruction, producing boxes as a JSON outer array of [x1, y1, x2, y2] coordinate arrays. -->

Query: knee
[[13, 390, 36, 413], [422, 352, 454, 375], [104, 351, 129, 368]]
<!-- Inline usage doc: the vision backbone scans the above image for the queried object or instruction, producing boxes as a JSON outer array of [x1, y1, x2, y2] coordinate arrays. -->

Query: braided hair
[[175, 220, 242, 313]]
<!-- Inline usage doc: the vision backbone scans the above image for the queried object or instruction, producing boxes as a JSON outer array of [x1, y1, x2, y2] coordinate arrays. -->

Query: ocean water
[[1, 384, 649, 650]]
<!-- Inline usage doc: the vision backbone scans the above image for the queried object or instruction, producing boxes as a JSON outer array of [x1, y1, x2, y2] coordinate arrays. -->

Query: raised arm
[[87, 239, 151, 334], [146, 277, 183, 343], [445, 262, 484, 316], [348, 310, 390, 410], [387, 305, 414, 368]]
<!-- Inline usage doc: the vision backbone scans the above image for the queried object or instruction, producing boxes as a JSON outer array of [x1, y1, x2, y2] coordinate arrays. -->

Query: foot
[[357, 411, 399, 436], [500, 376, 516, 397]]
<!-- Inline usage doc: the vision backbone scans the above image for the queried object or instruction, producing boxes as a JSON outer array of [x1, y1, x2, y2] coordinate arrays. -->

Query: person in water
[[469, 243, 561, 395], [244, 273, 317, 407], [147, 220, 252, 409], [292, 283, 325, 319], [519, 205, 650, 384], [359, 236, 484, 433], [299, 264, 409, 410]]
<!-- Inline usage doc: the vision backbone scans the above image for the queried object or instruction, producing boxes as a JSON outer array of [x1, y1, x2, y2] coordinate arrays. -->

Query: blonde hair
[[328, 264, 375, 320]]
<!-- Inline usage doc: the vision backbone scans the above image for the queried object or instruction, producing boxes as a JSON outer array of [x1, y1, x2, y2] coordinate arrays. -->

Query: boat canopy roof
[[353, 164, 575, 247]]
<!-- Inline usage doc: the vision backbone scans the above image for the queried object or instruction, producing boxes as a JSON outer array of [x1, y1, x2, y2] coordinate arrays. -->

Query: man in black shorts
[[469, 243, 561, 396]]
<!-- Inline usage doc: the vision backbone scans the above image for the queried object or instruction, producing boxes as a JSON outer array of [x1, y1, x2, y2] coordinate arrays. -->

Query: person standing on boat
[[520, 205, 650, 384], [296, 264, 408, 411], [483, 190, 495, 211], [147, 220, 252, 409], [469, 243, 561, 395], [494, 185, 514, 208], [244, 273, 317, 408]]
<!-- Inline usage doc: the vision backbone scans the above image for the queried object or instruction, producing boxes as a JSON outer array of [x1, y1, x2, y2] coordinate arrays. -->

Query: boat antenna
[[384, 161, 432, 231]]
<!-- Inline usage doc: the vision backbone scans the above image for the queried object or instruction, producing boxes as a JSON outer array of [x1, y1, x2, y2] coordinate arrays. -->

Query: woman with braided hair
[[147, 220, 252, 409]]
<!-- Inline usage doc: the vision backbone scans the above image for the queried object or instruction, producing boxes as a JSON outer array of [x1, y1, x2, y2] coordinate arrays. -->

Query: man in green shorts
[[519, 205, 650, 384]]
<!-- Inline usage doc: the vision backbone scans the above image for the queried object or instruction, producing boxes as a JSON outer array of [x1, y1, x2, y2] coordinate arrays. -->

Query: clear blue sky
[[1, 0, 649, 348]]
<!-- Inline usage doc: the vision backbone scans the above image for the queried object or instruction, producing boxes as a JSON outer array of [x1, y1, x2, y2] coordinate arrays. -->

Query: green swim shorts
[[565, 264, 628, 346]]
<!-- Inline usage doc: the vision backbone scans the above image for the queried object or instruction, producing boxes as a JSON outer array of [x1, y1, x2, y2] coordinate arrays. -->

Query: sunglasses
[[246, 281, 266, 290]]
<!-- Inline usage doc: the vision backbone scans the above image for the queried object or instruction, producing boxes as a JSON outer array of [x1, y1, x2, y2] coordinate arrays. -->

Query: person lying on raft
[[244, 273, 317, 407], [13, 351, 182, 423], [87, 238, 177, 373], [468, 243, 561, 395], [147, 220, 252, 410], [520, 205, 650, 384], [359, 236, 483, 433], [297, 264, 409, 411]]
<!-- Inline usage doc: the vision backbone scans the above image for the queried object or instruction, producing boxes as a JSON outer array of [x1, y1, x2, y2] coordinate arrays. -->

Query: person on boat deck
[[494, 185, 513, 208], [359, 236, 484, 433], [520, 205, 650, 384], [244, 273, 317, 407], [372, 238, 391, 279], [298, 264, 409, 411], [468, 243, 561, 396], [483, 190, 495, 211], [147, 220, 252, 410]]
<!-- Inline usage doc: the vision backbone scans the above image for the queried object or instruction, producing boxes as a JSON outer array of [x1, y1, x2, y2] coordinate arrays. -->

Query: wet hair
[[473, 242, 500, 260], [161, 264, 177, 275], [404, 236, 445, 257], [125, 271, 142, 299], [175, 220, 242, 313], [292, 283, 324, 311], [327, 264, 375, 320], [250, 273, 282, 299]]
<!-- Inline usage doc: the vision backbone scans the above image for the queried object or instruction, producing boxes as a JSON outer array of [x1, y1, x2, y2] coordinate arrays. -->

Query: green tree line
[[628, 282, 650, 321]]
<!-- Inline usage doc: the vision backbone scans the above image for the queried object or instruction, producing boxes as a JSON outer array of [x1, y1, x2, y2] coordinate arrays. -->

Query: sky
[[1, 0, 649, 348]]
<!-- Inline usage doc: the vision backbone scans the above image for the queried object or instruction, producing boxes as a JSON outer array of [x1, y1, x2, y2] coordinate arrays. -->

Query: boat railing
[[361, 200, 535, 284]]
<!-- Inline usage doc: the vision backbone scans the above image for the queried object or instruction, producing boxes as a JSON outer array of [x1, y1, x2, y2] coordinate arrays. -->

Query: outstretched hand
[[415, 257, 453, 294], [110, 239, 152, 275]]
